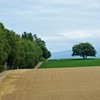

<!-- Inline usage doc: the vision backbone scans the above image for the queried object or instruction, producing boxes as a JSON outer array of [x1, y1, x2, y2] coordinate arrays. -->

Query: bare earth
[[0, 67, 100, 100]]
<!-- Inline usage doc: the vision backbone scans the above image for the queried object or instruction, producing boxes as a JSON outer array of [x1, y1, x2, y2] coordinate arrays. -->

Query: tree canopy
[[72, 42, 96, 59], [0, 22, 51, 71]]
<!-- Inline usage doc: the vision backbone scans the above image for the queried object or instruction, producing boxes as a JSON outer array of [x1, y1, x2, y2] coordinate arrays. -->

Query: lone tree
[[72, 42, 96, 59]]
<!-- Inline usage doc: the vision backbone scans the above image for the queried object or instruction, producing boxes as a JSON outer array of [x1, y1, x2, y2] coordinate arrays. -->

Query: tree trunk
[[83, 55, 87, 59], [17, 66, 19, 69], [4, 61, 7, 70]]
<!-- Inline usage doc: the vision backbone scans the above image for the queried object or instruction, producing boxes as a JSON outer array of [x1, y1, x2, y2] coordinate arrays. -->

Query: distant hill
[[50, 50, 72, 59], [96, 49, 100, 58], [50, 49, 100, 59]]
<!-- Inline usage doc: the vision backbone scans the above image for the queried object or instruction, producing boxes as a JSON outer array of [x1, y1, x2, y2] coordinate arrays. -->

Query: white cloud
[[42, 30, 100, 41], [61, 30, 100, 39], [86, 3, 100, 9], [0, 0, 100, 52], [60, 31, 93, 39], [41, 30, 100, 52]]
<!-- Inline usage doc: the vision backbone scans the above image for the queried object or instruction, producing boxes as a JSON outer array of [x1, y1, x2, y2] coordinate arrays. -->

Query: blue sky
[[0, 0, 100, 52]]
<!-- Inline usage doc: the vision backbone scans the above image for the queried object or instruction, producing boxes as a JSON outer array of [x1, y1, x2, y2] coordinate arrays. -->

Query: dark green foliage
[[40, 59, 100, 68], [22, 32, 33, 41], [72, 43, 96, 59], [0, 22, 51, 70], [18, 39, 42, 68], [0, 65, 4, 72], [0, 22, 4, 29], [33, 34, 51, 59], [42, 47, 51, 59]]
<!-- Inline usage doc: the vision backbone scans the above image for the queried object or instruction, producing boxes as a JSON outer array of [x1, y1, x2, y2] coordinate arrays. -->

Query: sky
[[0, 0, 100, 52]]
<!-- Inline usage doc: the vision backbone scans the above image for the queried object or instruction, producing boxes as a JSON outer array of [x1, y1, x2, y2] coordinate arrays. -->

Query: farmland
[[1, 67, 100, 100]]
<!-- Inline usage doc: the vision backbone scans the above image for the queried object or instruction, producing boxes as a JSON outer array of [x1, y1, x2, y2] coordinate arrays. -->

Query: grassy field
[[40, 58, 100, 68]]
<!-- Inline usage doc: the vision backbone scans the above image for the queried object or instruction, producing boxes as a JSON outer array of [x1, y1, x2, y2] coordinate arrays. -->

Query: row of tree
[[0, 22, 51, 71]]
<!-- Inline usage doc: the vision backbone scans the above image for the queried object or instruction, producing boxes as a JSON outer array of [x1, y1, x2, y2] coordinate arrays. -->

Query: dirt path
[[0, 67, 100, 100], [0, 70, 12, 84], [34, 62, 43, 69]]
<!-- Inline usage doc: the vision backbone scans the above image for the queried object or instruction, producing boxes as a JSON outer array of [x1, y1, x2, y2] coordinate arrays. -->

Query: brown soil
[[0, 67, 100, 100]]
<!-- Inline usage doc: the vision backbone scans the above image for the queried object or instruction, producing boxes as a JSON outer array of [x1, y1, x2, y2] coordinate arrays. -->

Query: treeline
[[0, 22, 51, 71]]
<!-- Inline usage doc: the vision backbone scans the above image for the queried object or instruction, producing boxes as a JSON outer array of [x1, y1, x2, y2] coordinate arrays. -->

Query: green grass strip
[[40, 58, 100, 68]]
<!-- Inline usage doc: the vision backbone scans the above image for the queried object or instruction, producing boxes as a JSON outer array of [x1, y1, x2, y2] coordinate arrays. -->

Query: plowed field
[[0, 67, 100, 100]]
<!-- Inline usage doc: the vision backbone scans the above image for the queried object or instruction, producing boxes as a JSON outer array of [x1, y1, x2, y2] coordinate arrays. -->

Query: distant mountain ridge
[[50, 49, 100, 59], [96, 49, 100, 58], [50, 50, 72, 59]]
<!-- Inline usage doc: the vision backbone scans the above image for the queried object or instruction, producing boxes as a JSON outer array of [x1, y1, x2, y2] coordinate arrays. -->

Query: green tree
[[22, 32, 33, 41], [0, 22, 51, 70], [18, 39, 42, 68], [33, 34, 51, 59], [0, 23, 11, 69], [5, 30, 20, 69], [42, 47, 51, 59], [72, 42, 96, 59]]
